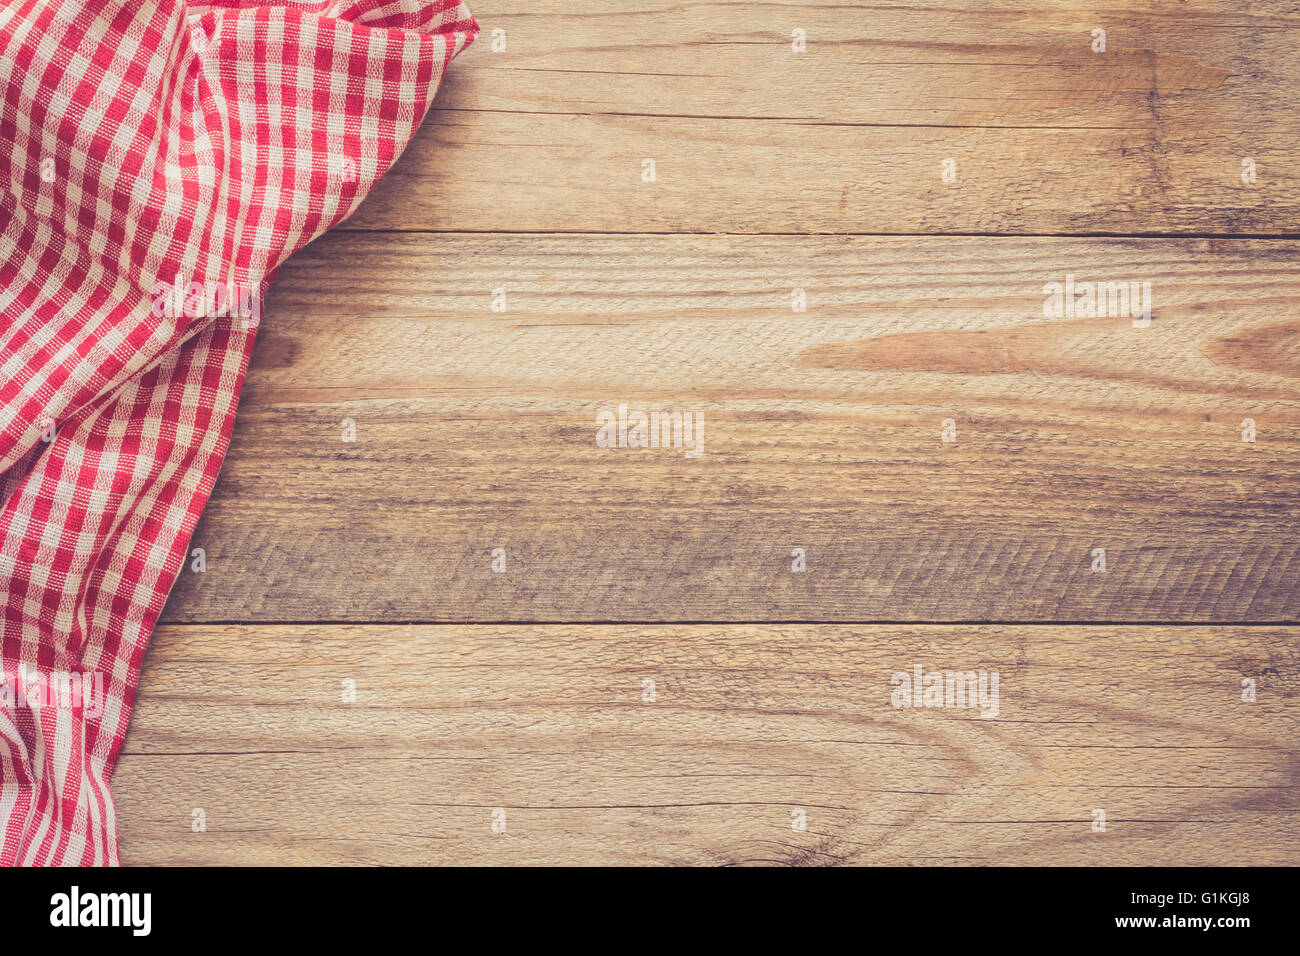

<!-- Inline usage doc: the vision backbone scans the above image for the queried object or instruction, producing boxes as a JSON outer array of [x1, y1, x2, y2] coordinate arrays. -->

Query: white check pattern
[[1, 0, 475, 865]]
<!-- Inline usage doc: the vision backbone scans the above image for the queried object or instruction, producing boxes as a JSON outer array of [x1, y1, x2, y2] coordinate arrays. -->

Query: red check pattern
[[0, 0, 476, 865]]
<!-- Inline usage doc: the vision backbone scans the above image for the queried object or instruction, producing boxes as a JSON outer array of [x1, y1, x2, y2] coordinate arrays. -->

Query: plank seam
[[155, 620, 1300, 627], [333, 229, 1300, 239]]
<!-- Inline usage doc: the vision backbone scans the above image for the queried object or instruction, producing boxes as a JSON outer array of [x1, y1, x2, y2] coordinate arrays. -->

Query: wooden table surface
[[114, 0, 1300, 866]]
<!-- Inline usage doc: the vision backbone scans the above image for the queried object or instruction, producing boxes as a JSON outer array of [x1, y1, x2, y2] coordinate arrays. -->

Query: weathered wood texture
[[114, 623, 1300, 865], [347, 0, 1300, 234], [124, 3, 1300, 866], [159, 233, 1300, 622]]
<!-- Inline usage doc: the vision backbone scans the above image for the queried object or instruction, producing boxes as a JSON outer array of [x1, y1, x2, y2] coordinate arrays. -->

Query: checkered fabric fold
[[0, 0, 476, 865]]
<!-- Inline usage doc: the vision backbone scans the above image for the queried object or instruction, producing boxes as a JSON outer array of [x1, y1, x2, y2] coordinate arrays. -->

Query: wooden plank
[[113, 623, 1300, 865], [346, 0, 1300, 233], [160, 232, 1300, 622]]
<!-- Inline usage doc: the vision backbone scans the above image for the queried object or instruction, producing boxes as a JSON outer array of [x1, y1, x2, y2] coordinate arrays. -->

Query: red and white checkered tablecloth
[[0, 0, 476, 866]]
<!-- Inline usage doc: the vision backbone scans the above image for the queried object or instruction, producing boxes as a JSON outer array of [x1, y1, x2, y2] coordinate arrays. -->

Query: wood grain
[[347, 0, 1300, 234], [159, 232, 1300, 622], [122, 3, 1300, 867], [113, 623, 1300, 866]]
